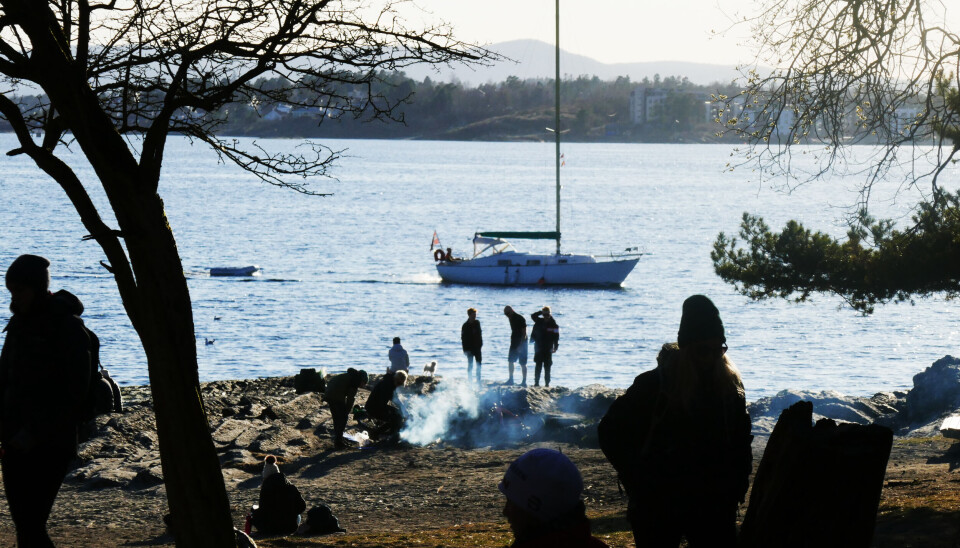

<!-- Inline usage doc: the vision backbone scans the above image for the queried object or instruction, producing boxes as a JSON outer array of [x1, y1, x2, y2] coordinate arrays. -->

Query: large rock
[[748, 390, 904, 436], [904, 355, 960, 422]]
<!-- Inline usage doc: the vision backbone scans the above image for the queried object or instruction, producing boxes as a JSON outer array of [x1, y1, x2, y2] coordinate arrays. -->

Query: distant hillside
[[400, 39, 747, 87]]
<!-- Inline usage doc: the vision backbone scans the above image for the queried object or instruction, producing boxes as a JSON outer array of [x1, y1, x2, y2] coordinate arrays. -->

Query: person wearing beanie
[[252, 455, 306, 536], [322, 368, 369, 449], [597, 295, 752, 547], [1, 254, 93, 547], [498, 448, 608, 548]]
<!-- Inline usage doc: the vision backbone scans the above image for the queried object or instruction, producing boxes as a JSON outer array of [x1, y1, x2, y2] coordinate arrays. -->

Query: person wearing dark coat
[[597, 295, 752, 548], [498, 448, 608, 548], [530, 307, 559, 387], [252, 455, 307, 536], [503, 306, 528, 386], [461, 307, 483, 383], [364, 370, 406, 437], [323, 368, 368, 449], [0, 255, 92, 547]]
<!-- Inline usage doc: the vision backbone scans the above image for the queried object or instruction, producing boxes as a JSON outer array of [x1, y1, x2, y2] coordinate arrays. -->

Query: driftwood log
[[739, 401, 892, 548]]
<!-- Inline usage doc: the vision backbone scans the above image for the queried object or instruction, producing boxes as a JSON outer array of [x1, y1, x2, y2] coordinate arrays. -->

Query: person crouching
[[364, 370, 407, 440], [498, 448, 608, 548]]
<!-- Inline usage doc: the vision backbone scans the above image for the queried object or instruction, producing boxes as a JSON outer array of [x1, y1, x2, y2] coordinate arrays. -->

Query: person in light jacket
[[387, 337, 410, 374]]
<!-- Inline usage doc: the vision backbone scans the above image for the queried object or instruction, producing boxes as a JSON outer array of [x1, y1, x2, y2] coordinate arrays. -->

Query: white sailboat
[[433, 0, 641, 286]]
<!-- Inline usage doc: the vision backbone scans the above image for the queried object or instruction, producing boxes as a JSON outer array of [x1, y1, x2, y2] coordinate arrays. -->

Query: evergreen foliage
[[711, 0, 960, 312]]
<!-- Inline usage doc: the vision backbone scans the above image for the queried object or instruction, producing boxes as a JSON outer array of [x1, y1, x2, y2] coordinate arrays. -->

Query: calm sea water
[[1, 134, 958, 400]]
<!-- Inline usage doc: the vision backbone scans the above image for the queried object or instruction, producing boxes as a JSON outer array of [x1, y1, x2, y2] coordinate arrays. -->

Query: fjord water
[[1, 135, 958, 400]]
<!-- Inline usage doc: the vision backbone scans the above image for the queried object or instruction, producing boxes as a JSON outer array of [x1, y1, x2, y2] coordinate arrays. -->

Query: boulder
[[904, 355, 960, 422]]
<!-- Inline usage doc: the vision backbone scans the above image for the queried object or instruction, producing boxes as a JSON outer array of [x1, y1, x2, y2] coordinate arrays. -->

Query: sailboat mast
[[554, 0, 561, 255]]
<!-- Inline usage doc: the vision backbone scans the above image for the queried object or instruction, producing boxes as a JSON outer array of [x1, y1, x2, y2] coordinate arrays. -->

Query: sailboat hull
[[436, 253, 639, 286]]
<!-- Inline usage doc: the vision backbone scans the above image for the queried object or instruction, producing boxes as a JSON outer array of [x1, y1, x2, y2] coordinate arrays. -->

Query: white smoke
[[399, 380, 480, 445]]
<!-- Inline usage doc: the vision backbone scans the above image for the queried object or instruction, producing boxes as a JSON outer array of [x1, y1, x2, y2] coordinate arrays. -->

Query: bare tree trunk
[[4, 4, 237, 540], [121, 194, 235, 547]]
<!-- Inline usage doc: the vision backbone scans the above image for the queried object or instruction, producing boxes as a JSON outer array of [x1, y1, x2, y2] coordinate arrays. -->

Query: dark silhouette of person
[[322, 368, 368, 449], [252, 455, 306, 536], [503, 306, 528, 386], [598, 295, 752, 547], [461, 307, 483, 383], [498, 448, 608, 547], [530, 306, 559, 387], [364, 370, 407, 439], [0, 255, 93, 547]]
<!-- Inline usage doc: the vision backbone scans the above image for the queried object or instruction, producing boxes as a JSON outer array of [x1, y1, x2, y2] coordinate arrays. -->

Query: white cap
[[498, 448, 583, 521]]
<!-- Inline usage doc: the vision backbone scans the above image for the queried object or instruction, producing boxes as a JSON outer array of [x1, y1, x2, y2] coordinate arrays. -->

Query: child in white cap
[[498, 448, 607, 547]]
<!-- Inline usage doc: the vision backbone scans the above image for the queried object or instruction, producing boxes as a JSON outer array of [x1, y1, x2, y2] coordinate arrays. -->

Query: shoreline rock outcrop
[[67, 355, 960, 492]]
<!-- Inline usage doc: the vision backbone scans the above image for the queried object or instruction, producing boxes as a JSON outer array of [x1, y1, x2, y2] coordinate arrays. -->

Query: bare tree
[[0, 0, 494, 544], [712, 0, 960, 313]]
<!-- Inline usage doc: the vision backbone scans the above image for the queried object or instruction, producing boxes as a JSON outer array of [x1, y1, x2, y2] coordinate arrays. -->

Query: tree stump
[[739, 400, 892, 547]]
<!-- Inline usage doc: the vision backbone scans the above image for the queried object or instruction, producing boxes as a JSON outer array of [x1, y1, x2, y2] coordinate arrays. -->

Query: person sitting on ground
[[387, 336, 410, 374], [364, 370, 407, 439], [322, 367, 368, 449], [498, 448, 608, 548], [252, 455, 306, 536]]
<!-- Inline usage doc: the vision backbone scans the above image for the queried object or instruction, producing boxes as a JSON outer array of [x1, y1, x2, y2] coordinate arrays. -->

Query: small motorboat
[[210, 265, 261, 277]]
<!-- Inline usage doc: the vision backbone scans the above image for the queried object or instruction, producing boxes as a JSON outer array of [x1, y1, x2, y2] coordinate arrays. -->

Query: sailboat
[[432, 0, 641, 286]]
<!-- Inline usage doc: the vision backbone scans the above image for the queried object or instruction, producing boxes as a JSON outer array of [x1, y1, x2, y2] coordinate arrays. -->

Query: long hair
[[658, 343, 744, 410]]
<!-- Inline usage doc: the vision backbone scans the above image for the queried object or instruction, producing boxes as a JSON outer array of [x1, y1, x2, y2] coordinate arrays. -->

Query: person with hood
[[498, 448, 608, 548], [0, 254, 92, 547], [252, 455, 307, 536], [597, 295, 753, 547], [323, 367, 368, 449], [364, 370, 407, 439], [461, 307, 483, 383]]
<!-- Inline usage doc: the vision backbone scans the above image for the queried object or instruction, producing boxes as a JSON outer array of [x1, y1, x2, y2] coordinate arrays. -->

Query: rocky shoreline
[[69, 355, 960, 493], [2, 356, 959, 546]]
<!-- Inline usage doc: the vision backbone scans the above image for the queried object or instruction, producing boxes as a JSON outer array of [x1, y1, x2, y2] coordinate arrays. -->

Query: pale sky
[[408, 0, 759, 66]]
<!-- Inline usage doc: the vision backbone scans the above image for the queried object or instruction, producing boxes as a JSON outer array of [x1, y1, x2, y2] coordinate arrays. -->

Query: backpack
[[301, 504, 346, 536], [51, 290, 123, 422], [294, 368, 326, 394]]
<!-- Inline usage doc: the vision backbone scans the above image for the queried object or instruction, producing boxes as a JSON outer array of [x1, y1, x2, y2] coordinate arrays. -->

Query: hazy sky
[[409, 0, 758, 66]]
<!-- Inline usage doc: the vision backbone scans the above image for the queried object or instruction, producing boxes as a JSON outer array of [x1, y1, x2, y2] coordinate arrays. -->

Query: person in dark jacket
[[461, 307, 483, 383], [364, 370, 407, 438], [503, 306, 528, 386], [252, 455, 307, 536], [597, 295, 752, 548], [498, 448, 608, 548], [0, 254, 92, 547], [530, 307, 559, 387], [323, 368, 368, 449]]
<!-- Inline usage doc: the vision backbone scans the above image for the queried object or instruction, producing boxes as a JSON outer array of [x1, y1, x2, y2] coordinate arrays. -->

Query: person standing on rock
[[387, 337, 410, 374], [503, 306, 528, 386], [461, 307, 483, 383], [0, 255, 93, 547], [530, 307, 559, 387], [498, 448, 608, 547], [252, 455, 306, 536], [322, 368, 368, 449], [597, 295, 752, 548]]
